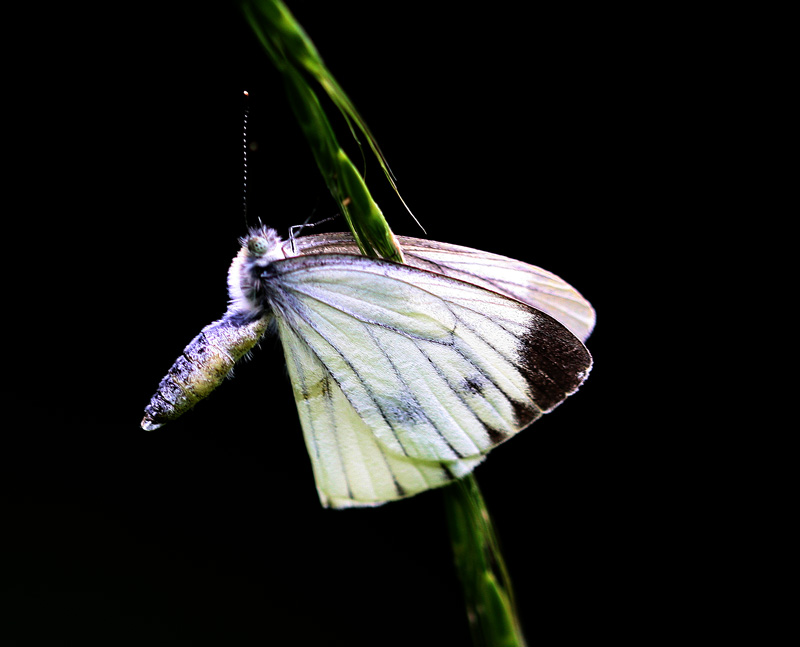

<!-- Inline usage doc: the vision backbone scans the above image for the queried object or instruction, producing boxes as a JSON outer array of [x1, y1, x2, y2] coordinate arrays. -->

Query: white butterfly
[[142, 227, 593, 508]]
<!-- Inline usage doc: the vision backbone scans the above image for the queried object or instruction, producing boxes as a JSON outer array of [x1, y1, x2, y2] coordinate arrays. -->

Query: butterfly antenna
[[242, 90, 250, 226]]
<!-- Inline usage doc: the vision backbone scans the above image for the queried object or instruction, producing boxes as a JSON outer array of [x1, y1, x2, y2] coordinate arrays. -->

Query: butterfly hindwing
[[290, 233, 596, 342]]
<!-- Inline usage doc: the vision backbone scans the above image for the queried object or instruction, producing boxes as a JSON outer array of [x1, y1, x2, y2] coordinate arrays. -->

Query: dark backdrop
[[5, 2, 675, 644]]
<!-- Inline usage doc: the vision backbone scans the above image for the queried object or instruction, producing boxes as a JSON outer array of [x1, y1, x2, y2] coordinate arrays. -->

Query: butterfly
[[142, 227, 593, 508]]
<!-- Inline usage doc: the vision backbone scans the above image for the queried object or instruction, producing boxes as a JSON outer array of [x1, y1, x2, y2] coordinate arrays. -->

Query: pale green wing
[[270, 254, 591, 507], [278, 316, 483, 508], [287, 233, 596, 342]]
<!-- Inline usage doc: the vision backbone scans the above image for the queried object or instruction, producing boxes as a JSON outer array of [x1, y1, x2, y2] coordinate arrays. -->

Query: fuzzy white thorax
[[227, 226, 300, 314]]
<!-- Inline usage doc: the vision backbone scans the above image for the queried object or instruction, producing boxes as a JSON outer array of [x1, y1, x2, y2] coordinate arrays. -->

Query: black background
[[4, 2, 698, 645]]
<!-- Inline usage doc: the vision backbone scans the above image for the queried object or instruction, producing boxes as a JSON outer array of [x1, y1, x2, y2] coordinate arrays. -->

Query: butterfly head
[[227, 226, 285, 315]]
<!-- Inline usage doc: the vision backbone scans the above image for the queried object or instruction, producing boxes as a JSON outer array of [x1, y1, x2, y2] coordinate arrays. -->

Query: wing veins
[[414, 341, 509, 445], [280, 279, 449, 342], [361, 324, 469, 459], [446, 304, 545, 415], [274, 288, 414, 458], [286, 334, 355, 503], [283, 321, 408, 502]]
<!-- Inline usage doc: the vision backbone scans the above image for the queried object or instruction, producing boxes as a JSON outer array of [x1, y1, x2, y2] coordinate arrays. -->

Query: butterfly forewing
[[277, 316, 484, 507], [267, 253, 591, 507]]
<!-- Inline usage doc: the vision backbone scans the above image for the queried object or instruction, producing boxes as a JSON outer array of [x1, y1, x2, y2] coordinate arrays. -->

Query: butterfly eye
[[248, 237, 269, 256]]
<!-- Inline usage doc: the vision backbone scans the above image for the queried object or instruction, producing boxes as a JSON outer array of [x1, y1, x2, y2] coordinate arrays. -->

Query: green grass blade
[[445, 474, 527, 647]]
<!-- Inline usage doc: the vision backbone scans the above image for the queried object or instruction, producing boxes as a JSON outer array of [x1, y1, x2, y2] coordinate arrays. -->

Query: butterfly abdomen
[[141, 315, 269, 430]]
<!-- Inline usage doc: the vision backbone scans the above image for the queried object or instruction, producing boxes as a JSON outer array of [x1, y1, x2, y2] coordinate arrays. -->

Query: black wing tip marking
[[518, 313, 592, 414]]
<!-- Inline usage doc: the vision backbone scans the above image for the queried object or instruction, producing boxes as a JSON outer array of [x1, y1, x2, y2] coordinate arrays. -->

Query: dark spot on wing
[[461, 375, 485, 395], [384, 395, 427, 425], [295, 373, 333, 402]]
